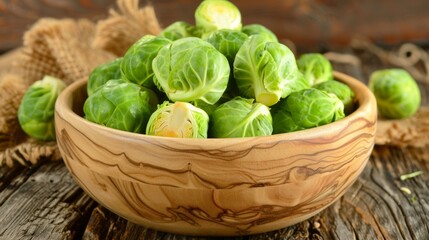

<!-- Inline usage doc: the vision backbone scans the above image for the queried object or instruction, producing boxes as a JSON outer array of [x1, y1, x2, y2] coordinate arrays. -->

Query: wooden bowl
[[55, 71, 377, 236]]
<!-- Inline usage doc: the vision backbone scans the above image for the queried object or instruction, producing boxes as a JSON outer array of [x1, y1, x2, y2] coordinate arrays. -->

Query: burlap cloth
[[0, 0, 428, 168], [0, 0, 161, 167]]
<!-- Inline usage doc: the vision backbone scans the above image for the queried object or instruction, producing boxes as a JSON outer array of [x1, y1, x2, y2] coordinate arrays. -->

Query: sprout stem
[[400, 170, 423, 181]]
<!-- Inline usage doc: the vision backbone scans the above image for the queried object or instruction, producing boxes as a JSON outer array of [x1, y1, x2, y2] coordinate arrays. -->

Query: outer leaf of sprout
[[272, 88, 345, 133], [314, 80, 356, 115], [206, 29, 248, 66], [195, 0, 242, 38], [297, 53, 333, 86], [369, 68, 421, 119], [83, 80, 157, 133], [209, 97, 273, 138], [87, 57, 123, 96], [120, 35, 171, 88], [152, 37, 230, 105], [233, 35, 307, 107], [159, 21, 199, 40], [242, 24, 278, 43], [18, 76, 66, 141]]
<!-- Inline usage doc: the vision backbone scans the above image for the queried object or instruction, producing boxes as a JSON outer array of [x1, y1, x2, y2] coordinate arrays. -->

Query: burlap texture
[[93, 0, 162, 56], [0, 0, 161, 167], [20, 18, 116, 85], [375, 107, 429, 148]]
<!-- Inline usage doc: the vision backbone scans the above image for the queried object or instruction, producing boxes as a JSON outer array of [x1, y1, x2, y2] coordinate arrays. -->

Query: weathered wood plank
[[324, 146, 429, 240], [83, 205, 324, 240], [0, 164, 28, 203], [0, 161, 96, 240]]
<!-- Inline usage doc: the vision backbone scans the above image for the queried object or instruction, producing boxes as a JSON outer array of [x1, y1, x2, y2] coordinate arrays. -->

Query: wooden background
[[1, 0, 429, 53]]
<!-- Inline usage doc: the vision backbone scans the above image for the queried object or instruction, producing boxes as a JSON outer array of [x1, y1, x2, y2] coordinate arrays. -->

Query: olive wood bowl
[[55, 71, 377, 236]]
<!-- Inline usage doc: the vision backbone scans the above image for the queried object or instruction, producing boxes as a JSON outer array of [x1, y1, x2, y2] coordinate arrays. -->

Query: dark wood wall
[[1, 0, 429, 53]]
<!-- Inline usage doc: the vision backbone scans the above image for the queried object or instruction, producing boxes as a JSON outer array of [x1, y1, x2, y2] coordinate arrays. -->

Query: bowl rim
[[55, 71, 376, 145]]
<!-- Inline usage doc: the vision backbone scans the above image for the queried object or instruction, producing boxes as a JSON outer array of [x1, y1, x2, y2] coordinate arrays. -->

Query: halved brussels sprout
[[206, 29, 248, 66], [159, 21, 198, 41], [120, 35, 171, 88], [369, 68, 420, 119], [195, 0, 242, 38], [313, 80, 356, 115], [18, 76, 66, 141], [152, 37, 230, 105], [146, 101, 209, 138], [87, 57, 123, 96], [83, 80, 157, 133], [209, 97, 273, 138], [242, 24, 278, 42], [297, 53, 333, 86], [234, 34, 309, 106], [272, 88, 345, 133]]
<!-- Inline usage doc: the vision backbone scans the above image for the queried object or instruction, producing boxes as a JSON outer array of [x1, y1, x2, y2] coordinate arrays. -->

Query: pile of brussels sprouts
[[16, 0, 422, 141], [82, 0, 355, 138]]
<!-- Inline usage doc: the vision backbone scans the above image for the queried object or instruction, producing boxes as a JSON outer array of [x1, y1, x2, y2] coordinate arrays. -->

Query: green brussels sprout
[[272, 88, 345, 133], [195, 0, 242, 38], [313, 80, 356, 115], [233, 34, 309, 107], [152, 37, 230, 105], [146, 101, 209, 138], [242, 24, 278, 42], [206, 29, 248, 66], [18, 76, 66, 141], [87, 57, 123, 96], [369, 68, 420, 119], [297, 53, 333, 86], [159, 21, 198, 41], [83, 80, 157, 133], [209, 97, 273, 138], [120, 35, 171, 88], [193, 92, 233, 116]]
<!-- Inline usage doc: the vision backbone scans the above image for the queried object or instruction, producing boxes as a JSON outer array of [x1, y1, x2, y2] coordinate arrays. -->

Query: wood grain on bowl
[[54, 72, 377, 236]]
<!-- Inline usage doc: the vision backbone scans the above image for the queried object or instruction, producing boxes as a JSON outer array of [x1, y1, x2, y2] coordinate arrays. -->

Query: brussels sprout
[[159, 21, 198, 41], [18, 76, 66, 141], [209, 97, 273, 138], [369, 68, 420, 119], [207, 29, 248, 66], [242, 24, 278, 42], [87, 57, 123, 96], [234, 34, 309, 107], [195, 0, 242, 38], [193, 92, 234, 116], [146, 101, 209, 138], [152, 37, 230, 105], [297, 53, 333, 86], [120, 35, 171, 88], [83, 80, 157, 133], [314, 80, 356, 115], [272, 88, 345, 133]]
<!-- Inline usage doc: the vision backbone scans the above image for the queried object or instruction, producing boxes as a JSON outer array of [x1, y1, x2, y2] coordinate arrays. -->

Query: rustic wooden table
[[0, 1, 429, 239]]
